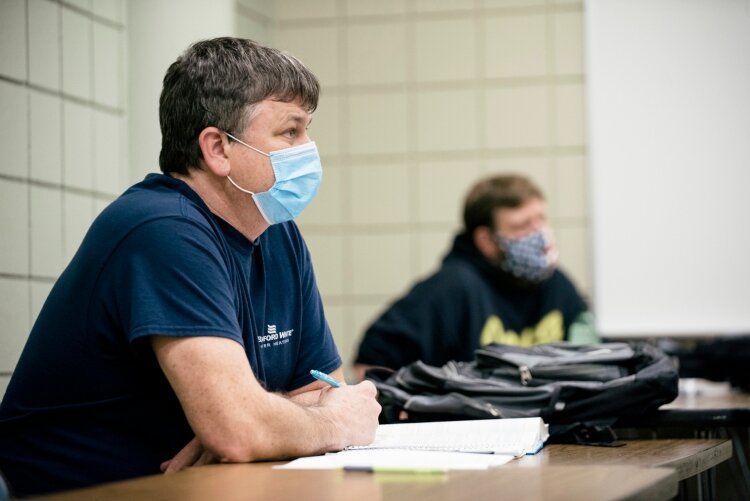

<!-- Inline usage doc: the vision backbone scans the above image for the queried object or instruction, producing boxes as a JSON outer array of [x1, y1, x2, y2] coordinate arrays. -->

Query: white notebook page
[[347, 417, 548, 456]]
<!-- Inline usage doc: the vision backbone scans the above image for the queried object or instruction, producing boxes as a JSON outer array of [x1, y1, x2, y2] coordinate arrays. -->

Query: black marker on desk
[[310, 369, 341, 388]]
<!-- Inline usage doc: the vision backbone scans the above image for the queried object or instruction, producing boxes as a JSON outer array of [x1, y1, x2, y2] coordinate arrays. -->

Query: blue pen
[[310, 369, 341, 388]]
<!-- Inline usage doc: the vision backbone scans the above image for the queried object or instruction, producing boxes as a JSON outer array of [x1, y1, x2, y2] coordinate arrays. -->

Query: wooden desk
[[32, 463, 677, 501], [512, 439, 732, 481], [664, 380, 750, 411], [615, 379, 750, 499], [618, 379, 750, 428]]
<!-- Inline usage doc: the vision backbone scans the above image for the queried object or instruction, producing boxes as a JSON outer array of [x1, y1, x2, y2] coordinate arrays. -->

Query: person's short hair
[[159, 37, 320, 175], [462, 174, 545, 234]]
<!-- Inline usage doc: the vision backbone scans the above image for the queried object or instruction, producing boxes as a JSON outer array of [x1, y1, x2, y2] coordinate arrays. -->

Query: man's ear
[[198, 127, 231, 176], [473, 226, 502, 261]]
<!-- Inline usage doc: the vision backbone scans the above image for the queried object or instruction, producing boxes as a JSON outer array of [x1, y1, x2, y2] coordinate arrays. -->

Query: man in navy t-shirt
[[0, 38, 380, 498]]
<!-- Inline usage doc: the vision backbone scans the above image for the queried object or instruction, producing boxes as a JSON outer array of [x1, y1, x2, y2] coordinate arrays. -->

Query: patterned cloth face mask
[[225, 132, 323, 225], [495, 229, 559, 283]]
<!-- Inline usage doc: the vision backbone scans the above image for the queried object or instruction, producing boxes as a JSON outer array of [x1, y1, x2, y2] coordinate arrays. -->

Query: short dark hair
[[159, 37, 320, 175], [462, 174, 544, 234]]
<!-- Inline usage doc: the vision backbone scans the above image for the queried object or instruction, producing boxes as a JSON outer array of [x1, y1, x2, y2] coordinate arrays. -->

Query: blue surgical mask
[[225, 132, 322, 225], [495, 229, 558, 283]]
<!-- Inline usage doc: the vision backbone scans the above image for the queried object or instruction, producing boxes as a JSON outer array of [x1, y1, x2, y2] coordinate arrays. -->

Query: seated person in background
[[0, 37, 380, 498], [354, 174, 597, 380]]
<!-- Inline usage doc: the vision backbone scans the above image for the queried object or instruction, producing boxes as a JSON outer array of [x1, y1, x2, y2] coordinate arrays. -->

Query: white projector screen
[[585, 0, 750, 337]]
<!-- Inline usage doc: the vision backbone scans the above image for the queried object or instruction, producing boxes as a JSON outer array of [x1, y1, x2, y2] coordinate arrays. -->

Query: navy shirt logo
[[257, 324, 295, 349]]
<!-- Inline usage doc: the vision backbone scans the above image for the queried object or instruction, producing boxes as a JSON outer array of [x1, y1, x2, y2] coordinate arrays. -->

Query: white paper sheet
[[347, 417, 548, 455], [275, 449, 515, 471]]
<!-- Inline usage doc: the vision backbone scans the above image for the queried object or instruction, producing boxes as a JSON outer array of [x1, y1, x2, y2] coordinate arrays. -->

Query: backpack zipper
[[519, 365, 532, 385]]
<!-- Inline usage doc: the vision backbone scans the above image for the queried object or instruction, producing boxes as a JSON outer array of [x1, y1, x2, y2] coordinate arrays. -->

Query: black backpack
[[367, 342, 679, 444]]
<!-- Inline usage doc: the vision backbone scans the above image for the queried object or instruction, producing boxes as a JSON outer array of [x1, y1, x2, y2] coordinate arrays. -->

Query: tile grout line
[[25, 0, 33, 339]]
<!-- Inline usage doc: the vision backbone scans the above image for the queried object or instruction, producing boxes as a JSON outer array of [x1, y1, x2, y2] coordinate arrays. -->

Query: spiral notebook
[[346, 417, 548, 456], [276, 418, 548, 472]]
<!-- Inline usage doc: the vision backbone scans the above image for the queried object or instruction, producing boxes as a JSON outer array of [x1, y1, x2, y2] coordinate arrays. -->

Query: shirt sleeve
[[549, 269, 590, 338], [106, 217, 243, 345], [567, 311, 600, 344]]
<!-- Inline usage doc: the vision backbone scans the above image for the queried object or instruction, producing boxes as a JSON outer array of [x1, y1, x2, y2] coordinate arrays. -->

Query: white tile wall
[[297, 165, 344, 225], [304, 234, 345, 296], [0, 278, 31, 372], [324, 304, 347, 355], [62, 7, 92, 100], [350, 163, 410, 225], [95, 197, 113, 219], [347, 0, 408, 17], [63, 100, 94, 190], [29, 90, 63, 183], [0, 377, 10, 401], [275, 0, 336, 20], [485, 14, 547, 79], [30, 186, 65, 278], [93, 111, 123, 195], [554, 11, 583, 75], [309, 94, 342, 156], [237, 15, 271, 45], [0, 0, 128, 382], [416, 230, 455, 278], [553, 156, 586, 219], [483, 0, 546, 7], [485, 85, 549, 148], [414, 0, 477, 13], [352, 303, 385, 351], [67, 0, 92, 11], [351, 234, 411, 295], [0, 179, 29, 275], [555, 225, 590, 295], [93, 23, 121, 108], [0, 0, 28, 81], [347, 92, 409, 154], [417, 160, 482, 224], [30, 281, 54, 326], [346, 22, 407, 86], [28, 0, 61, 90], [92, 0, 123, 23], [274, 25, 340, 87], [63, 192, 95, 263], [416, 89, 479, 152], [554, 83, 585, 146], [0, 81, 29, 178], [237, 0, 273, 18], [415, 18, 477, 83]]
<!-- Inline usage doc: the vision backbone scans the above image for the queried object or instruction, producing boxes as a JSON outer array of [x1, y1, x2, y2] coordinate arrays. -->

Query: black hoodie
[[355, 233, 588, 370]]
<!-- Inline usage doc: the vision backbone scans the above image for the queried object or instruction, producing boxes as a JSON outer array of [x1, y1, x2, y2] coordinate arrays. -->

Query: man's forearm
[[153, 336, 379, 463], [288, 390, 322, 406]]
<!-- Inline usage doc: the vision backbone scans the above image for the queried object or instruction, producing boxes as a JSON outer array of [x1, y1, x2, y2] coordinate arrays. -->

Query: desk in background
[[619, 379, 750, 429], [513, 439, 730, 482], [515, 438, 731, 501], [616, 379, 750, 499]]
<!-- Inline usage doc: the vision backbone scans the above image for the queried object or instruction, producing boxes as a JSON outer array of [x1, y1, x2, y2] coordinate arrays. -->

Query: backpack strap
[[549, 420, 624, 447]]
